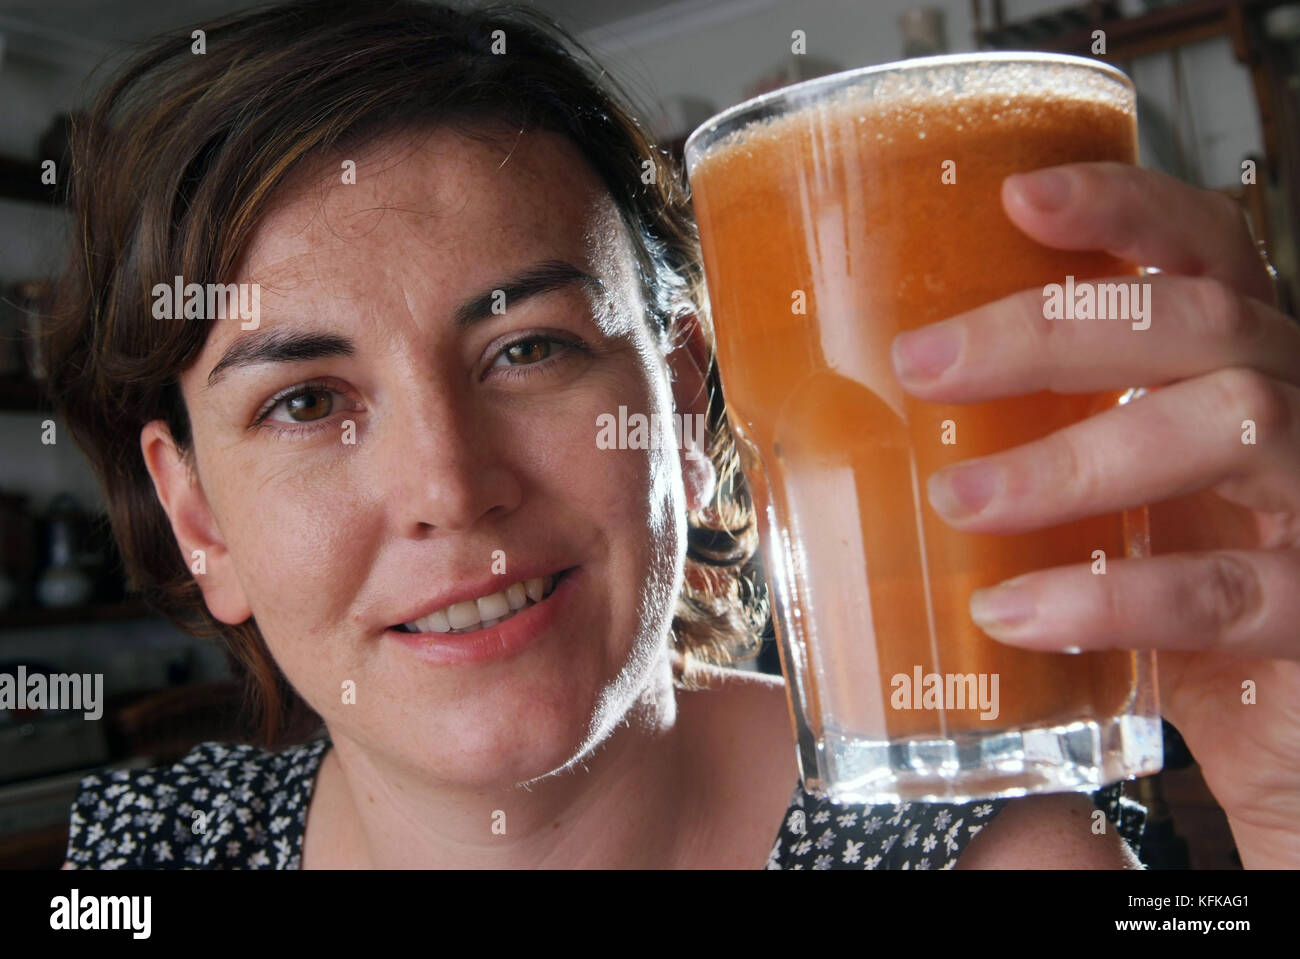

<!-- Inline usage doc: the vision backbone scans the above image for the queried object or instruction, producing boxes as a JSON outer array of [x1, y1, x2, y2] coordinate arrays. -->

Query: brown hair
[[43, 0, 768, 747]]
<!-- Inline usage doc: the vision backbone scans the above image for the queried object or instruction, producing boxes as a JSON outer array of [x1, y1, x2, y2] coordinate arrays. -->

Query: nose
[[380, 378, 523, 533]]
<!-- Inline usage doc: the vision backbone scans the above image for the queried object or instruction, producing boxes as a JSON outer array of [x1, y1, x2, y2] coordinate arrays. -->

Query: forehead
[[225, 122, 637, 315]]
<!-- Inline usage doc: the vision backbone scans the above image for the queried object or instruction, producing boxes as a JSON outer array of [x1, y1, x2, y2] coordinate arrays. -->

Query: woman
[[53, 1, 1298, 869]]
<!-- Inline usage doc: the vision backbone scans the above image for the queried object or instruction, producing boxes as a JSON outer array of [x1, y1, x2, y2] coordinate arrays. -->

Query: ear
[[664, 311, 716, 513], [139, 421, 251, 625]]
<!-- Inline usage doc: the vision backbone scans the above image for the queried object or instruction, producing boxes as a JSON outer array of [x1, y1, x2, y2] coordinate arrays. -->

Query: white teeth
[[400, 573, 564, 634], [476, 591, 510, 620], [446, 600, 481, 629], [421, 607, 451, 633]]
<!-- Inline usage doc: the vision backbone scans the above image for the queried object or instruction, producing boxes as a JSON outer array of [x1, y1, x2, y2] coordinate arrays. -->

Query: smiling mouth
[[390, 569, 571, 635]]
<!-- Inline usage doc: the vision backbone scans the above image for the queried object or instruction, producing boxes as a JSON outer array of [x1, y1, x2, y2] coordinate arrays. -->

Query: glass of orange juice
[[685, 53, 1161, 804]]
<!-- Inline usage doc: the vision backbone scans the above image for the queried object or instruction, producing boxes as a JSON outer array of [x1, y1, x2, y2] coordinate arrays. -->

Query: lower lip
[[384, 567, 582, 666]]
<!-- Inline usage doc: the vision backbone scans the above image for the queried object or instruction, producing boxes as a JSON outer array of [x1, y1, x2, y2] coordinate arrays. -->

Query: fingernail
[[970, 583, 1036, 632], [892, 323, 961, 384], [1009, 169, 1071, 212], [928, 462, 1000, 519]]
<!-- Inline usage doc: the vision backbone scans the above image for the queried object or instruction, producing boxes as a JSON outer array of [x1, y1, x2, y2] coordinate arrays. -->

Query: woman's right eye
[[252, 380, 353, 433]]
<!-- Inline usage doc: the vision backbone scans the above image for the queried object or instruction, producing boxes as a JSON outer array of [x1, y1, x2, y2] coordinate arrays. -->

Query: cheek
[[549, 365, 685, 552], [534, 365, 687, 640], [581, 418, 688, 630], [203, 445, 378, 636]]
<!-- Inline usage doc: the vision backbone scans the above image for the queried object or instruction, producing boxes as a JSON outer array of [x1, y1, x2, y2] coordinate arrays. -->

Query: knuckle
[[1100, 570, 1130, 636], [1102, 166, 1148, 243], [1047, 431, 1097, 507], [1211, 366, 1292, 435], [1000, 291, 1066, 390], [1189, 554, 1260, 633], [1191, 276, 1259, 343], [1021, 287, 1061, 343]]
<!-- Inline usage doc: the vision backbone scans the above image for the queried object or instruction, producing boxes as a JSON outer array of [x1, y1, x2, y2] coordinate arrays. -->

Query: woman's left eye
[[489, 334, 583, 373]]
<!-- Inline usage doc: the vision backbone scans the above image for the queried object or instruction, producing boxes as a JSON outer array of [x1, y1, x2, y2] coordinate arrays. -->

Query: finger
[[967, 551, 1300, 661], [890, 274, 1300, 401], [925, 367, 1300, 533], [1001, 162, 1276, 304]]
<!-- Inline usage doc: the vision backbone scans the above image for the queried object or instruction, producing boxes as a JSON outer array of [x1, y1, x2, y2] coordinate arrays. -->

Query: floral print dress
[[64, 735, 1145, 869]]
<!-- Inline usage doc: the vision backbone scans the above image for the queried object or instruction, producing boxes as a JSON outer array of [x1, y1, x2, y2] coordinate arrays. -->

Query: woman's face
[[143, 125, 706, 787]]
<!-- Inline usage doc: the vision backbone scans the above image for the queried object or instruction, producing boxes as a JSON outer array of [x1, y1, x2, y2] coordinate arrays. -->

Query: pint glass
[[685, 53, 1162, 803]]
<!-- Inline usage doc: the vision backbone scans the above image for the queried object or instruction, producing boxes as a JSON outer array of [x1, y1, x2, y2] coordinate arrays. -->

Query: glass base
[[802, 713, 1164, 805]]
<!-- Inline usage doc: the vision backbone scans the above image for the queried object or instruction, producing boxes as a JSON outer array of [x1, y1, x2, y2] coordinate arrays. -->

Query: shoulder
[[766, 778, 1143, 870], [679, 661, 787, 710], [674, 664, 803, 865], [954, 789, 1145, 869], [688, 664, 1150, 870], [65, 736, 330, 869], [767, 781, 1145, 871], [677, 663, 792, 761]]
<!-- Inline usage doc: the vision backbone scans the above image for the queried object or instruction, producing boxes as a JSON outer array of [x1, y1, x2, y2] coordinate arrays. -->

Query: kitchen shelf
[[0, 599, 156, 631], [975, 0, 1295, 59], [972, 0, 1300, 320]]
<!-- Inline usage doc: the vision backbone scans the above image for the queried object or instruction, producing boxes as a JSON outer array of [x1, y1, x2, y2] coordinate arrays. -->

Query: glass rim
[[683, 51, 1135, 168]]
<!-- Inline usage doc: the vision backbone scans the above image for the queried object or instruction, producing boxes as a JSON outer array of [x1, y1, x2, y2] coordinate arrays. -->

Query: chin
[[395, 678, 613, 790]]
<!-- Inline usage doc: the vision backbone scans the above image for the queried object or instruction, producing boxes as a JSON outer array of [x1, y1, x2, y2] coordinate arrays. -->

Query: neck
[[308, 654, 717, 868]]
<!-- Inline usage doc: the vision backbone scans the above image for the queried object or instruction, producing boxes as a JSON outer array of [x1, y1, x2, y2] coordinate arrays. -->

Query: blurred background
[[1, 0, 1297, 868]]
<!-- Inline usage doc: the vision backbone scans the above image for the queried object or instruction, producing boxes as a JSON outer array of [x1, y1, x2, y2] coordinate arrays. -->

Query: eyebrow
[[205, 259, 605, 389]]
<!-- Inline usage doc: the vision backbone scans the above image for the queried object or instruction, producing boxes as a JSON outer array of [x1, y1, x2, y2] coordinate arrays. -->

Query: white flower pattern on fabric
[[65, 738, 330, 870], [766, 783, 1147, 870]]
